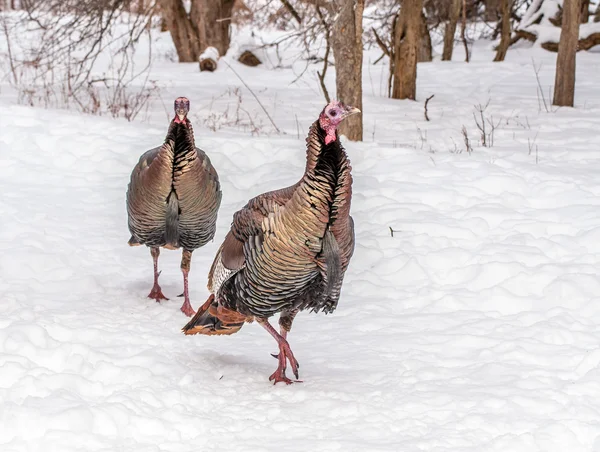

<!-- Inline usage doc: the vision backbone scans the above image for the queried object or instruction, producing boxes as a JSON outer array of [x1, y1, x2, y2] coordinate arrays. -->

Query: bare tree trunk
[[580, 0, 589, 23], [392, 0, 422, 100], [493, 0, 512, 61], [159, 0, 201, 62], [160, 0, 235, 63], [442, 0, 461, 61], [192, 0, 235, 57], [553, 0, 580, 107], [418, 10, 432, 62], [460, 0, 470, 61], [331, 0, 364, 141], [595, 2, 600, 22]]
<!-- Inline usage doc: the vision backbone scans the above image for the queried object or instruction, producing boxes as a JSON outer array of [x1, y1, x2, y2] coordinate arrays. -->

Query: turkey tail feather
[[182, 294, 244, 336], [322, 228, 341, 297], [165, 189, 179, 247]]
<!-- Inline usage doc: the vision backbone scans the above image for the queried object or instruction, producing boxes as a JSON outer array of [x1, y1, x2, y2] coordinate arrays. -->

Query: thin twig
[[531, 59, 549, 112], [316, 6, 331, 103], [461, 0, 470, 62], [1, 16, 18, 85], [279, 0, 302, 24], [372, 27, 390, 56], [222, 60, 282, 134], [373, 53, 386, 65], [462, 126, 472, 154], [424, 94, 435, 121]]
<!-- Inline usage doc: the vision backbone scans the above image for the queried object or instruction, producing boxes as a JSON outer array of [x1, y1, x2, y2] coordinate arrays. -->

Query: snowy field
[[2, 19, 600, 451]]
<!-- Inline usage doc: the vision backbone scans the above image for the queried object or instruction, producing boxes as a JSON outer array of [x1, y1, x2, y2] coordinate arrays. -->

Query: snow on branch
[[513, 0, 600, 51]]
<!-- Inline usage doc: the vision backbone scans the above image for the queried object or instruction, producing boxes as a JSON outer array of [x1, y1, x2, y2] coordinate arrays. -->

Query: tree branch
[[424, 94, 434, 121], [222, 60, 282, 134], [279, 0, 302, 24], [372, 27, 390, 56]]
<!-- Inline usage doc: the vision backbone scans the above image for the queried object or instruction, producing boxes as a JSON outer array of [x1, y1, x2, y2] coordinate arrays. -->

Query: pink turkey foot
[[269, 340, 301, 385], [148, 283, 169, 302], [180, 298, 195, 317], [148, 256, 168, 302]]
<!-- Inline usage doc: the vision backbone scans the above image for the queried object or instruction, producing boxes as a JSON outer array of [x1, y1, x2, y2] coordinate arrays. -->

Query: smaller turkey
[[127, 97, 222, 317], [182, 100, 359, 384]]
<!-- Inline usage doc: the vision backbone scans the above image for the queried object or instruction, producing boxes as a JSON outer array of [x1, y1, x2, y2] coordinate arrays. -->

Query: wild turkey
[[127, 97, 222, 317], [183, 100, 359, 383]]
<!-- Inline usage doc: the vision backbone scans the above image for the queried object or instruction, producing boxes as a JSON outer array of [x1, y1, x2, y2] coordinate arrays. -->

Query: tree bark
[[493, 0, 512, 61], [595, 2, 600, 22], [160, 0, 235, 63], [159, 0, 201, 62], [392, 0, 422, 100], [192, 0, 235, 57], [418, 10, 432, 62], [442, 0, 461, 61], [553, 0, 580, 107], [331, 0, 364, 141], [580, 0, 589, 23]]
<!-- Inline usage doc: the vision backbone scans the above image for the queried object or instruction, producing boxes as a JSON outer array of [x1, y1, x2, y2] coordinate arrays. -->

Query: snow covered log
[[199, 47, 219, 72], [541, 30, 600, 51], [238, 50, 261, 67], [511, 0, 600, 51]]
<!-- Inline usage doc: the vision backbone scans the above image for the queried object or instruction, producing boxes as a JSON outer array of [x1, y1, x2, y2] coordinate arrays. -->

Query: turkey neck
[[165, 120, 196, 173], [301, 121, 350, 227]]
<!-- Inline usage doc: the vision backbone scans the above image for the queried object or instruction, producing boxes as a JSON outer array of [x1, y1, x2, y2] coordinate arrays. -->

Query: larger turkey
[[127, 97, 221, 317], [183, 100, 359, 384]]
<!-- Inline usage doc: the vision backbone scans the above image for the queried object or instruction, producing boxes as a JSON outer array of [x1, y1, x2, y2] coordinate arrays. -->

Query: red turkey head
[[319, 100, 361, 144], [174, 97, 190, 124]]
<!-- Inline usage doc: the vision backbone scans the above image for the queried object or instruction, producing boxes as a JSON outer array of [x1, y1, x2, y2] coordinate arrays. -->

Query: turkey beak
[[344, 106, 361, 118]]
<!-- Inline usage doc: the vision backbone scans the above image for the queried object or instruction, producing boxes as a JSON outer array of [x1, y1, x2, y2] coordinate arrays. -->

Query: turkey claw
[[271, 353, 299, 371], [269, 372, 302, 385], [148, 284, 169, 302]]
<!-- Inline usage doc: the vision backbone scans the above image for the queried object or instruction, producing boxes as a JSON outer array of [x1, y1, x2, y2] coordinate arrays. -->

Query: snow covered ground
[[2, 18, 600, 451]]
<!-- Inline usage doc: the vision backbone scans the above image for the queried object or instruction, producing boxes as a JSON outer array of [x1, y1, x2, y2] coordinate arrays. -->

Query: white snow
[[200, 46, 220, 62], [2, 15, 600, 452]]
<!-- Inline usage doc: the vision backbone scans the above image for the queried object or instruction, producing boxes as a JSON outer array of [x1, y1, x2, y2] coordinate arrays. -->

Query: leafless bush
[[473, 99, 502, 147], [504, 111, 531, 129], [528, 131, 539, 164], [0, 1, 158, 120], [201, 87, 266, 135], [461, 125, 473, 153], [531, 59, 559, 113]]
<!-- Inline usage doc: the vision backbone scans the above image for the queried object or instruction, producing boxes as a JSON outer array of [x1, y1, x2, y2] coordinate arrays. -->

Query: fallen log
[[199, 47, 219, 72]]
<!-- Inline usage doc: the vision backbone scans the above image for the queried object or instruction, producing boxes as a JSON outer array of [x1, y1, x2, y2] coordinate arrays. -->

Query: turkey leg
[[180, 249, 196, 317], [259, 318, 301, 385], [271, 309, 299, 357], [148, 247, 168, 301]]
